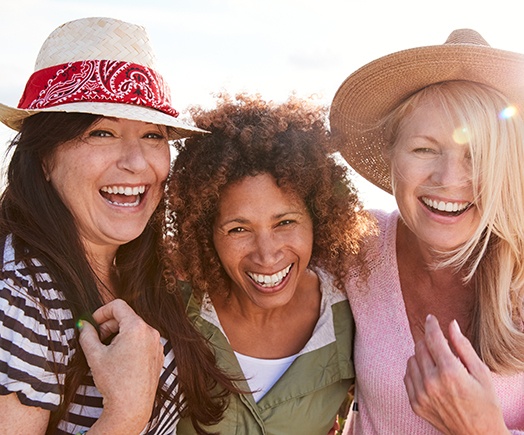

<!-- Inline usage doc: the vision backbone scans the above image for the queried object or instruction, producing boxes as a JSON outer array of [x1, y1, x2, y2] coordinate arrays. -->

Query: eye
[[89, 129, 113, 138], [277, 219, 296, 227], [227, 227, 246, 234], [413, 147, 436, 154], [143, 132, 166, 140]]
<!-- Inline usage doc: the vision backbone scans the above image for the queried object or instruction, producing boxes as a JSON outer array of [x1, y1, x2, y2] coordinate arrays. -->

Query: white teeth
[[247, 264, 292, 288], [107, 197, 140, 207], [422, 197, 470, 213], [100, 185, 146, 196]]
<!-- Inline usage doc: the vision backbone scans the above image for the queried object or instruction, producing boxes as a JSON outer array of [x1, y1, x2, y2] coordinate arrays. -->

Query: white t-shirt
[[234, 351, 298, 402]]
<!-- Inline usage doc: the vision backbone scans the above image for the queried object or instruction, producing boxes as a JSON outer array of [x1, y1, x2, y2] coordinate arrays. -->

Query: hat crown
[[444, 28, 490, 47], [34, 17, 157, 71], [330, 27, 524, 193]]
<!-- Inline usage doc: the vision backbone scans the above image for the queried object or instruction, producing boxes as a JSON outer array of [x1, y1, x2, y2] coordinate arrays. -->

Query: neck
[[86, 248, 118, 304], [396, 219, 476, 341]]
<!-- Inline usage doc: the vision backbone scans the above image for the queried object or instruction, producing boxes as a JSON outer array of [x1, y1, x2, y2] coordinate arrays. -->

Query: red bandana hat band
[[18, 60, 179, 118]]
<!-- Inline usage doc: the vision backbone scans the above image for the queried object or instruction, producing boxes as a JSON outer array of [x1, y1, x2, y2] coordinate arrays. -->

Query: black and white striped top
[[0, 235, 181, 434]]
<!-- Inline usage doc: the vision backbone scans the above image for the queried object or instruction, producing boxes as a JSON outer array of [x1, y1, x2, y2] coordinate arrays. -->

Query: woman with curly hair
[[168, 93, 373, 434]]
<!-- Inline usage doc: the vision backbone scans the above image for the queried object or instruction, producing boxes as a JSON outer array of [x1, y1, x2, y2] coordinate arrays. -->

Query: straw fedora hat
[[330, 28, 524, 193], [0, 16, 206, 139]]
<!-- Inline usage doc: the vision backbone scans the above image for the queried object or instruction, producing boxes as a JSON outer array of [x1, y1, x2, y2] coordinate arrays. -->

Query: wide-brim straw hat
[[0, 17, 206, 139], [330, 28, 524, 193]]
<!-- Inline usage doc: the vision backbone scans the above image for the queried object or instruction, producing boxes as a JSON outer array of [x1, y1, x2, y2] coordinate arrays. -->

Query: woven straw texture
[[330, 29, 524, 193], [0, 17, 206, 138], [35, 17, 157, 70]]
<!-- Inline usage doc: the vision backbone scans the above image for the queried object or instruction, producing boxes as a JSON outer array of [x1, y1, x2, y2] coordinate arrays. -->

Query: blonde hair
[[386, 81, 524, 373]]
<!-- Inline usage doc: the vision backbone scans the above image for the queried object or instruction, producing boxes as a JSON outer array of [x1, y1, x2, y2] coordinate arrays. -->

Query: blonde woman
[[331, 29, 524, 434]]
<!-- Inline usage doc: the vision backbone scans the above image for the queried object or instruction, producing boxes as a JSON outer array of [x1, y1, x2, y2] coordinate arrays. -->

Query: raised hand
[[404, 314, 510, 435], [78, 299, 164, 434]]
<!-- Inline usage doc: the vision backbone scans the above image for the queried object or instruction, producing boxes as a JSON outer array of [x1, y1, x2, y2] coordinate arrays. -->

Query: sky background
[[1, 0, 523, 211]]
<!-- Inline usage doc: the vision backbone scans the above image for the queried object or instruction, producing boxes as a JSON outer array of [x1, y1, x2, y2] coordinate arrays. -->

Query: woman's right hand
[[78, 299, 164, 434], [404, 315, 510, 435]]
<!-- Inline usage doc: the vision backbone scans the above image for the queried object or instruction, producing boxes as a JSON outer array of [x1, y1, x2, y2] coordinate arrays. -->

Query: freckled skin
[[44, 117, 170, 260]]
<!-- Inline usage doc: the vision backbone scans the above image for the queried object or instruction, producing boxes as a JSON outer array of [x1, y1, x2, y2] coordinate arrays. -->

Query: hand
[[327, 416, 341, 435], [404, 314, 510, 435], [78, 299, 164, 434]]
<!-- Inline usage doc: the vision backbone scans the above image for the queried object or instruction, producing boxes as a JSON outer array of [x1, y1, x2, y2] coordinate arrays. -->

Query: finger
[[91, 299, 134, 325], [97, 319, 120, 341], [77, 319, 102, 356], [404, 356, 419, 404], [406, 349, 431, 400], [448, 320, 490, 381], [413, 338, 439, 380], [424, 314, 459, 368]]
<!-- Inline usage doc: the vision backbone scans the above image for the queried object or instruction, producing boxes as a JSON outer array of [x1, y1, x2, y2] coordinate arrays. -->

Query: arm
[[1, 278, 163, 435], [404, 314, 510, 435], [78, 299, 164, 434], [0, 394, 50, 434]]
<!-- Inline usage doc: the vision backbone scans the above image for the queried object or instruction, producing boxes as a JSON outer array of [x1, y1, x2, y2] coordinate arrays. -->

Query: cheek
[[154, 147, 171, 179], [49, 165, 84, 202], [214, 238, 243, 271], [391, 161, 424, 199], [295, 229, 314, 261]]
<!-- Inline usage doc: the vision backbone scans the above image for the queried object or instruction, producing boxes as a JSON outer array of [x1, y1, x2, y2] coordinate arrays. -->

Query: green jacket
[[177, 272, 355, 434]]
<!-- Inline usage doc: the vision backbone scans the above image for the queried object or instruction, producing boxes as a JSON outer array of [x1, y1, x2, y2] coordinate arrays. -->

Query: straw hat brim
[[0, 102, 207, 140], [330, 43, 524, 194]]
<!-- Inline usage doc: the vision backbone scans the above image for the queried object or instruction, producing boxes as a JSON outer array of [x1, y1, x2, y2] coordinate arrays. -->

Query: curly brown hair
[[167, 93, 372, 299]]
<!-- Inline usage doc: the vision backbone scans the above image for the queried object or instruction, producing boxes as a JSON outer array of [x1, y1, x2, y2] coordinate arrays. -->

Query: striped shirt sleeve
[[0, 239, 76, 411]]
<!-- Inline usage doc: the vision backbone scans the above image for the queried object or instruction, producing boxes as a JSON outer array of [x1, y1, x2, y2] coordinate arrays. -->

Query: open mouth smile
[[100, 185, 146, 207], [246, 264, 292, 288], [421, 196, 472, 216]]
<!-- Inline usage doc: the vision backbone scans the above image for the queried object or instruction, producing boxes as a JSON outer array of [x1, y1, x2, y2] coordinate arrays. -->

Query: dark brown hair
[[167, 93, 373, 300], [0, 112, 235, 434]]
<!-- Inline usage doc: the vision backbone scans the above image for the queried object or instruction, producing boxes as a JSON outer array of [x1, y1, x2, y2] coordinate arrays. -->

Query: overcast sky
[[2, 0, 523, 210]]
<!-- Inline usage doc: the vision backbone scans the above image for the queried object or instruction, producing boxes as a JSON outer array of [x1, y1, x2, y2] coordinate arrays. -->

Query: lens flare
[[452, 126, 469, 144], [499, 106, 517, 119]]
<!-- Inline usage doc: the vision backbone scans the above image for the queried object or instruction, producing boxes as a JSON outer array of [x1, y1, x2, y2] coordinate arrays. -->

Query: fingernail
[[76, 319, 84, 331], [452, 319, 462, 334]]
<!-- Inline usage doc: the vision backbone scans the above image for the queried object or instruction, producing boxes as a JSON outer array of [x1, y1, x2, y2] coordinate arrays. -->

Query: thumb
[[78, 319, 102, 357]]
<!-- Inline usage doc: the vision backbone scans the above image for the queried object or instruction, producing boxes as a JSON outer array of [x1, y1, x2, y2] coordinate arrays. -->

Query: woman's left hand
[[404, 314, 510, 435]]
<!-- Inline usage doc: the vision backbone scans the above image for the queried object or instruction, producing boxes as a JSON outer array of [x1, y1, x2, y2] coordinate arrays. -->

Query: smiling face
[[390, 93, 481, 254], [213, 173, 314, 311], [44, 117, 170, 260]]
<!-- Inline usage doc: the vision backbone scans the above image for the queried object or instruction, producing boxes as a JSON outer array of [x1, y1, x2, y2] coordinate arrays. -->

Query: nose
[[117, 137, 149, 173], [251, 231, 284, 266], [432, 153, 471, 188]]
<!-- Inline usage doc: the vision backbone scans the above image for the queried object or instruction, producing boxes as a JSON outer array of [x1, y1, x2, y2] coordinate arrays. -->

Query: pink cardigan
[[343, 209, 524, 434]]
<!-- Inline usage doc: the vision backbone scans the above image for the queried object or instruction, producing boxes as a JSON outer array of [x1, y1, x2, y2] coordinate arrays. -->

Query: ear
[[41, 157, 52, 182]]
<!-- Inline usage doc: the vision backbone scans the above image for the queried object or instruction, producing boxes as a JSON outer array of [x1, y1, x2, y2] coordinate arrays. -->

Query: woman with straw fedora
[[0, 17, 237, 434], [330, 29, 524, 434]]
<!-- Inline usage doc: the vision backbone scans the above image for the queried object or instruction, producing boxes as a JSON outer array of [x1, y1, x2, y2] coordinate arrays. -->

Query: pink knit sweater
[[343, 209, 524, 434]]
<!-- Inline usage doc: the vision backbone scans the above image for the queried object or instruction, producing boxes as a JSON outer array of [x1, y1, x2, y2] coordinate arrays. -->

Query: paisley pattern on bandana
[[17, 60, 179, 117]]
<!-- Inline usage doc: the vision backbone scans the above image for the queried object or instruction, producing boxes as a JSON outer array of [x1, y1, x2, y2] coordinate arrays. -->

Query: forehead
[[217, 174, 305, 214], [397, 94, 466, 141]]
